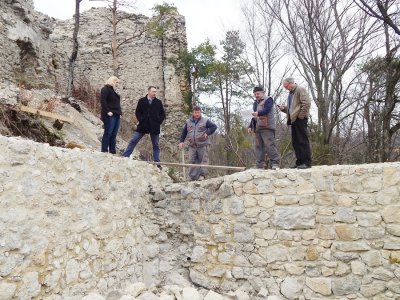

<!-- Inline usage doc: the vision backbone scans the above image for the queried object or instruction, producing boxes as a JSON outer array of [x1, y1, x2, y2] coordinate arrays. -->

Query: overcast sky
[[32, 0, 244, 48]]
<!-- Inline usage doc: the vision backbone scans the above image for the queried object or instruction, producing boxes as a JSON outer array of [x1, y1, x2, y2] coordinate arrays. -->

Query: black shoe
[[297, 164, 311, 169], [290, 165, 298, 169]]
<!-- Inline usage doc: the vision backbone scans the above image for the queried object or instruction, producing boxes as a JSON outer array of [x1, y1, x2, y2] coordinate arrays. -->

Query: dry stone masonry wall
[[0, 135, 399, 299], [158, 163, 400, 299]]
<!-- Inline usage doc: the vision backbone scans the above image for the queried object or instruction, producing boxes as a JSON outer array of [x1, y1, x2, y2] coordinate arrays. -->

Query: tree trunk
[[111, 0, 118, 76], [66, 0, 82, 97]]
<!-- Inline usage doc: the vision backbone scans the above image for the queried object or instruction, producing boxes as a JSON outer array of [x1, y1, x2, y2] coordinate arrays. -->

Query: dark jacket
[[179, 117, 217, 147], [100, 85, 122, 120], [135, 96, 166, 134]]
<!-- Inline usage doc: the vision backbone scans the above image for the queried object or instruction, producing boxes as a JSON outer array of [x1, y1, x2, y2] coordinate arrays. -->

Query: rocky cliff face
[[1, 135, 399, 299], [0, 0, 57, 97], [0, 1, 188, 152]]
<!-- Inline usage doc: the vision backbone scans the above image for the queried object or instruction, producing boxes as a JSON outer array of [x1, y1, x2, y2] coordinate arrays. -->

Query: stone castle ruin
[[1, 1, 400, 300], [0, 0, 188, 151]]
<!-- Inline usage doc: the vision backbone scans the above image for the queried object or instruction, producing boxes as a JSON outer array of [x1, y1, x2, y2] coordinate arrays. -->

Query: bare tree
[[89, 0, 145, 76], [361, 21, 400, 162], [260, 0, 380, 148], [66, 0, 83, 98], [355, 0, 400, 35], [241, 0, 292, 98]]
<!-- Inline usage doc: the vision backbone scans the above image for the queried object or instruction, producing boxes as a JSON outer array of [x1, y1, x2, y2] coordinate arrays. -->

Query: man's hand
[[251, 111, 258, 117], [178, 142, 185, 149], [107, 112, 113, 116], [247, 128, 252, 134], [277, 104, 286, 112]]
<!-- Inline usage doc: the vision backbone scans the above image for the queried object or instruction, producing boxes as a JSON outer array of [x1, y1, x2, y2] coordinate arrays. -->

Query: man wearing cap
[[248, 86, 281, 170]]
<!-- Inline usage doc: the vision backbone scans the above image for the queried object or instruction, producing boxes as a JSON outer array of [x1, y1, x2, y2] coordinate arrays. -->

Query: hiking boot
[[198, 175, 206, 181], [271, 165, 280, 170]]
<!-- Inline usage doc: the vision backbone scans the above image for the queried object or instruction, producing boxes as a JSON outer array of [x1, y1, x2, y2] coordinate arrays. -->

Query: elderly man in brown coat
[[278, 78, 312, 169]]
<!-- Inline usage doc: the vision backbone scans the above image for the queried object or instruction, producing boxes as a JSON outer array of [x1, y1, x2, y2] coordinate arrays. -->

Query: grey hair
[[283, 77, 295, 84]]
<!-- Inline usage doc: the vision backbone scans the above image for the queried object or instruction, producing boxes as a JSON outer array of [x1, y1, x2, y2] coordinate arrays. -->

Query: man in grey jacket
[[179, 106, 217, 180], [248, 86, 281, 170], [279, 78, 312, 169]]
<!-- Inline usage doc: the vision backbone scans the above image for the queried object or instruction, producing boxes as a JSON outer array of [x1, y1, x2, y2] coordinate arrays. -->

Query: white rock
[[125, 282, 147, 298], [234, 288, 250, 300], [66, 259, 80, 284], [204, 290, 224, 300], [0, 282, 16, 300], [137, 291, 159, 300], [18, 272, 41, 299], [280, 277, 303, 299], [182, 287, 201, 300], [82, 293, 106, 300]]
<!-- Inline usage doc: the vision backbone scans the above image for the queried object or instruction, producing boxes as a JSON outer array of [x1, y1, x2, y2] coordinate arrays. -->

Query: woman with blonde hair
[[100, 76, 122, 154]]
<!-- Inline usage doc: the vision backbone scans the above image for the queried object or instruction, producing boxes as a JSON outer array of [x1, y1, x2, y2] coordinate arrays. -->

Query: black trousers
[[291, 118, 312, 166]]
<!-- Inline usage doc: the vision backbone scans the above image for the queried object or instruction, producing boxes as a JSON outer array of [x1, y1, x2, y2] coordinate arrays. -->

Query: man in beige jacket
[[278, 78, 312, 169]]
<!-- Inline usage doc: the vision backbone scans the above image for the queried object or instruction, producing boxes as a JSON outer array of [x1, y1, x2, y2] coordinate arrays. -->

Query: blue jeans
[[101, 115, 120, 154], [123, 132, 160, 162]]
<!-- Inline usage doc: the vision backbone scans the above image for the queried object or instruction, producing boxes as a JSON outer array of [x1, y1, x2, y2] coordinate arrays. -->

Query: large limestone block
[[335, 224, 361, 241], [305, 277, 332, 296], [360, 281, 386, 297], [335, 207, 356, 223], [280, 277, 303, 299], [260, 244, 289, 263], [17, 272, 41, 299], [190, 245, 207, 263], [361, 250, 382, 267], [233, 223, 255, 243], [382, 205, 400, 224], [137, 292, 159, 300], [335, 241, 370, 252], [66, 259, 80, 284], [273, 207, 317, 229], [335, 175, 364, 193], [371, 267, 395, 281], [204, 290, 224, 300], [182, 287, 201, 300], [384, 237, 400, 250], [383, 166, 400, 187], [125, 282, 147, 298], [0, 282, 16, 300], [189, 269, 220, 290], [332, 275, 361, 295], [387, 224, 400, 237]]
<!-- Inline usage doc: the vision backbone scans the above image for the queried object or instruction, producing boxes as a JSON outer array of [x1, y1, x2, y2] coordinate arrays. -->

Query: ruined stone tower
[[1, 0, 189, 149]]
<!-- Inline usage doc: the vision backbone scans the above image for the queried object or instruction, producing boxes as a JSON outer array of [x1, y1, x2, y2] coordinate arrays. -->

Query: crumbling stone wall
[[1, 135, 399, 299], [1, 1, 188, 149]]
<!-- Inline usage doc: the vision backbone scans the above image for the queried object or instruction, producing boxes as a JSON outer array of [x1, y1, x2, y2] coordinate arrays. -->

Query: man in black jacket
[[123, 86, 166, 163]]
